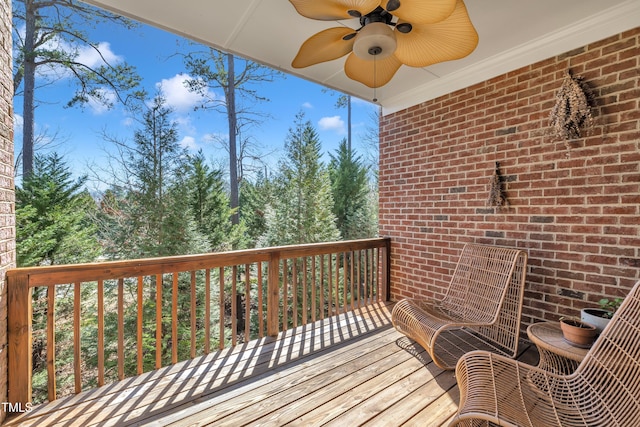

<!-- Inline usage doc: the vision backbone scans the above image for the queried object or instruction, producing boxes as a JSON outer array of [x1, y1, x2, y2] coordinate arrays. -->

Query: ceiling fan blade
[[292, 27, 356, 68], [382, 0, 457, 24], [344, 52, 402, 88], [289, 0, 381, 20], [394, 0, 478, 68]]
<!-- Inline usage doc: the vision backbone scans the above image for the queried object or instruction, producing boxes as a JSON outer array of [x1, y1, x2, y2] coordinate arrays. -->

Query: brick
[[0, 0, 11, 420], [380, 30, 639, 360]]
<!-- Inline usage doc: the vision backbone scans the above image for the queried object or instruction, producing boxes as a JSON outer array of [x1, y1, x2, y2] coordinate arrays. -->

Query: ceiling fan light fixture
[[352, 22, 397, 60]]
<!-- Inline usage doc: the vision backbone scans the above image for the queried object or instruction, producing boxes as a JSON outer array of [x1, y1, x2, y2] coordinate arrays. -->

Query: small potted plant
[[560, 317, 597, 348], [581, 297, 623, 334]]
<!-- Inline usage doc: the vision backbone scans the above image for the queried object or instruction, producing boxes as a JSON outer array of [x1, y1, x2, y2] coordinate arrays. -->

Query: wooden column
[[7, 273, 32, 409], [380, 238, 391, 302], [267, 251, 280, 337]]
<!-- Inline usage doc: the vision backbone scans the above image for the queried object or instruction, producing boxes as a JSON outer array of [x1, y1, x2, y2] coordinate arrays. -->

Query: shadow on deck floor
[[6, 303, 538, 426]]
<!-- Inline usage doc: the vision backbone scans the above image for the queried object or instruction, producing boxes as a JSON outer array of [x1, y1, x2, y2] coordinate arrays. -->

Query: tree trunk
[[227, 53, 239, 226], [347, 95, 352, 152], [22, 0, 37, 179]]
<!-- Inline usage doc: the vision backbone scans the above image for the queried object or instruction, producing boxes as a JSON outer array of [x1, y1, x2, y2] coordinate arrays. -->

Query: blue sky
[[13, 15, 379, 189]]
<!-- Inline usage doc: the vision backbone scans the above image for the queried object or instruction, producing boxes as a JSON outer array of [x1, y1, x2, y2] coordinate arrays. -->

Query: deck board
[[5, 302, 537, 427]]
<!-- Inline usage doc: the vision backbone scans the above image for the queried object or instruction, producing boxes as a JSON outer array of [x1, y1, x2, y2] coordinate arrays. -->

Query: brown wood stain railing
[[7, 238, 390, 408]]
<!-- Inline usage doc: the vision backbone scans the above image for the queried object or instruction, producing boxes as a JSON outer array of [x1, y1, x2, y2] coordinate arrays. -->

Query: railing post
[[381, 238, 391, 301], [8, 272, 33, 410], [267, 251, 280, 337]]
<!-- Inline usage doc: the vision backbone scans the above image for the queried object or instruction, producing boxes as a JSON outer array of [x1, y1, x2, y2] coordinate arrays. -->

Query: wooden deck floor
[[6, 303, 537, 426]]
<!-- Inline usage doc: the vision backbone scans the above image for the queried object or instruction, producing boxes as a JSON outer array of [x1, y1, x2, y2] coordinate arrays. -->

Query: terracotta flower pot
[[560, 318, 597, 348]]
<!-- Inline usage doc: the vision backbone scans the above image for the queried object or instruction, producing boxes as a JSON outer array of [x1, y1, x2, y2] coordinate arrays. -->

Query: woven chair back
[[442, 244, 525, 316], [569, 280, 640, 424]]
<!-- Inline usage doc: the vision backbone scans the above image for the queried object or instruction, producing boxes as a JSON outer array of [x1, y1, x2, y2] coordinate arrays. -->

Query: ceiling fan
[[289, 0, 478, 89]]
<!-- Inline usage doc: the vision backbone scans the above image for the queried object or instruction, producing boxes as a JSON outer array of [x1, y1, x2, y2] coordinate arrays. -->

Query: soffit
[[81, 0, 640, 115]]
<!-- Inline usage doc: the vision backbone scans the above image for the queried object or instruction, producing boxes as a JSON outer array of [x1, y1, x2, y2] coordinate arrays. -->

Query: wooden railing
[[7, 238, 390, 408]]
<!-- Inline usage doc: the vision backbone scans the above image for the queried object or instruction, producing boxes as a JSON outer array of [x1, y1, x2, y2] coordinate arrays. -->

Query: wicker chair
[[391, 243, 528, 370], [450, 280, 640, 427]]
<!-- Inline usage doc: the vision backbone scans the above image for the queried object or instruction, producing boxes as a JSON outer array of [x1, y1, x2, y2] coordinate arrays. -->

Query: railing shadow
[[7, 303, 394, 426]]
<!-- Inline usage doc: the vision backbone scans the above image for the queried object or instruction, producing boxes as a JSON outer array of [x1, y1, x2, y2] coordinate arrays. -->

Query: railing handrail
[[7, 237, 391, 410], [7, 238, 390, 287]]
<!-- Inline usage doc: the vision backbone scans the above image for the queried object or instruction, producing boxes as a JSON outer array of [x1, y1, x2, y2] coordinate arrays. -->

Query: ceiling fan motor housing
[[353, 21, 397, 60]]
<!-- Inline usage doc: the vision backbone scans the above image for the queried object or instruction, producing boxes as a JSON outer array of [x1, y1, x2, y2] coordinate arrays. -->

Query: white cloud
[[76, 42, 123, 68], [180, 136, 198, 150], [86, 87, 117, 115], [35, 39, 123, 81], [13, 114, 23, 134], [156, 74, 213, 113], [302, 102, 313, 109], [318, 115, 346, 134], [174, 115, 196, 134]]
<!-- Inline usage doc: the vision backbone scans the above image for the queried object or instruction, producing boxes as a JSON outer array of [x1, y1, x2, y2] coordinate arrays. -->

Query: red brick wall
[[379, 28, 640, 327], [0, 0, 14, 421]]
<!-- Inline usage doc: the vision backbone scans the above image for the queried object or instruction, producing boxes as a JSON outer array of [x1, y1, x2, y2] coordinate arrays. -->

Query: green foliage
[[16, 152, 101, 266], [598, 297, 623, 318], [239, 171, 273, 247], [186, 150, 245, 251], [261, 112, 340, 246], [13, 0, 140, 98], [98, 95, 207, 258], [13, 0, 142, 177], [18, 152, 103, 401], [329, 139, 377, 240]]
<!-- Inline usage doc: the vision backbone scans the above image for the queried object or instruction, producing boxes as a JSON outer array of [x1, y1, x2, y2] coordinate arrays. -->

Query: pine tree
[[329, 139, 377, 240], [239, 171, 272, 247], [98, 95, 206, 258], [186, 150, 244, 251], [95, 96, 209, 374], [16, 152, 100, 266], [16, 152, 103, 402], [261, 112, 340, 246]]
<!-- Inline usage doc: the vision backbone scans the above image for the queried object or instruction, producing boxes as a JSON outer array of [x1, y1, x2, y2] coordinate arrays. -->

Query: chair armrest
[[452, 350, 574, 427]]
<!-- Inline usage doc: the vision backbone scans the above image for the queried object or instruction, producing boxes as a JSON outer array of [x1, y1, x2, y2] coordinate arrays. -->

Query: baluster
[[336, 253, 341, 313], [47, 285, 57, 400], [319, 254, 325, 320], [245, 264, 250, 342], [311, 256, 317, 323], [118, 278, 124, 380], [136, 276, 144, 375], [328, 254, 333, 317], [282, 259, 288, 331], [350, 251, 355, 310], [191, 271, 196, 358], [292, 259, 298, 328], [205, 269, 211, 354], [232, 266, 237, 346], [98, 279, 105, 384], [74, 282, 81, 393], [258, 261, 264, 337], [155, 274, 163, 369], [302, 257, 308, 325], [172, 273, 178, 364], [219, 267, 225, 350]]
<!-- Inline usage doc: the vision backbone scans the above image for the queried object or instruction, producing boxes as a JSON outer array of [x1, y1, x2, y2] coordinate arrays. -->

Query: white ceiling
[[81, 0, 640, 115]]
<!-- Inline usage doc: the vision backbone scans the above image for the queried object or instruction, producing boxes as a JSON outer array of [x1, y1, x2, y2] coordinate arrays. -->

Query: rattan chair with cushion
[[450, 280, 640, 427], [391, 243, 528, 370]]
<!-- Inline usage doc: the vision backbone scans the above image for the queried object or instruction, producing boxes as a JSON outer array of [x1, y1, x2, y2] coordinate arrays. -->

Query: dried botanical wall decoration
[[487, 162, 509, 210], [549, 70, 596, 142]]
